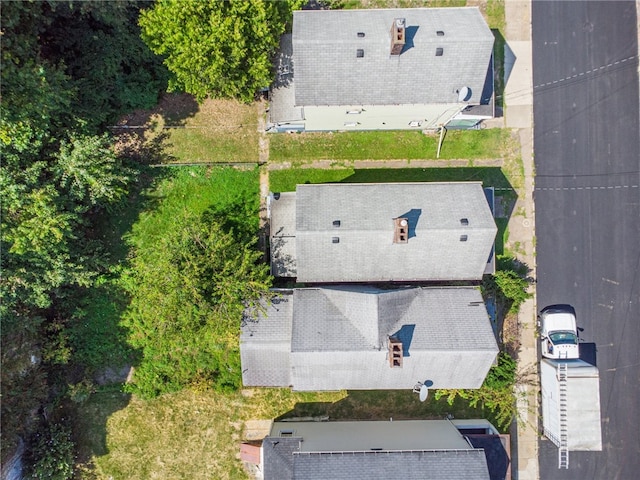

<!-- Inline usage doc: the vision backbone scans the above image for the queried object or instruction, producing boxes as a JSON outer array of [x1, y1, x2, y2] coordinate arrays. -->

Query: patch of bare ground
[[502, 312, 521, 359]]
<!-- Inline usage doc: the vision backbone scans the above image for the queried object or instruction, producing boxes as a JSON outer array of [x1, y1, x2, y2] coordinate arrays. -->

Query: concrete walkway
[[503, 2, 539, 480]]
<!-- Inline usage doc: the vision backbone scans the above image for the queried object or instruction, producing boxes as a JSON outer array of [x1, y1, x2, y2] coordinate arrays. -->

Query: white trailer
[[540, 357, 602, 468]]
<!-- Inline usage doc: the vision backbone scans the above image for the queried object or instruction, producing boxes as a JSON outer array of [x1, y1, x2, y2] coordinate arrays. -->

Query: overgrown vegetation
[[1, 0, 166, 466], [484, 254, 533, 316], [24, 423, 75, 480], [270, 129, 514, 162], [120, 167, 270, 397]]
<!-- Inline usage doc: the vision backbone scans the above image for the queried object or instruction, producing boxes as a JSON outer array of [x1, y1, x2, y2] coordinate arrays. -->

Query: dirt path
[[267, 157, 505, 171]]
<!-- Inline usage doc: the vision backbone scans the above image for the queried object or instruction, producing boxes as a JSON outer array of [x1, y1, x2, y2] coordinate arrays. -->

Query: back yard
[[71, 82, 524, 478]]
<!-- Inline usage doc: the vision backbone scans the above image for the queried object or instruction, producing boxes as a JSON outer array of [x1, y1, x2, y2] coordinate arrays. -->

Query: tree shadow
[[492, 29, 509, 110], [338, 167, 513, 189], [274, 390, 495, 426], [68, 388, 132, 467], [118, 92, 200, 129]]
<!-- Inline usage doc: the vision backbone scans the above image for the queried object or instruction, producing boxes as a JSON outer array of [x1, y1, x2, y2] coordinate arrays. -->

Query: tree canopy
[[1, 0, 165, 462], [139, 0, 303, 101]]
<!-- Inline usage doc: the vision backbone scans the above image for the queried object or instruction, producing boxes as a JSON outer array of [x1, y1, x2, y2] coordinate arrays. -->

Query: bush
[[26, 422, 75, 480], [484, 254, 532, 314]]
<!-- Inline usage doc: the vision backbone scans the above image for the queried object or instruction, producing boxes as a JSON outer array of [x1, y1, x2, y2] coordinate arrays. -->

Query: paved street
[[532, 1, 640, 478]]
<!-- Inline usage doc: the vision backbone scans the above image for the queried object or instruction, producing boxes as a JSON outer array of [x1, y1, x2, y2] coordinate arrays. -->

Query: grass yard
[[269, 129, 514, 163], [122, 94, 259, 163], [73, 385, 507, 479], [269, 166, 512, 192], [127, 165, 261, 238]]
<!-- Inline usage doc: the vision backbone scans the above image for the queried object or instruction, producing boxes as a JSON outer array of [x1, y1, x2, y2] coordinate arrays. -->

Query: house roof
[[292, 8, 494, 107], [270, 420, 472, 451], [268, 34, 304, 125], [270, 182, 497, 282], [240, 294, 293, 387], [262, 420, 492, 480], [241, 286, 498, 390], [263, 437, 300, 480], [292, 450, 491, 480]]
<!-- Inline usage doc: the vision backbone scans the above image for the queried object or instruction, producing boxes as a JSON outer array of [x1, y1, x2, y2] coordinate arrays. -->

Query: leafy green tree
[[0, 0, 160, 462], [55, 134, 135, 207], [139, 0, 303, 101], [121, 208, 271, 398], [38, 0, 168, 128], [483, 254, 533, 315]]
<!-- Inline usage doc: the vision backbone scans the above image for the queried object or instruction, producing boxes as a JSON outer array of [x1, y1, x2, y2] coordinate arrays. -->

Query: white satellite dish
[[457, 86, 472, 102], [419, 384, 429, 402]]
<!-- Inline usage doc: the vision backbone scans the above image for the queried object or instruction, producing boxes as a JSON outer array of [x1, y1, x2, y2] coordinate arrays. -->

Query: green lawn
[[127, 166, 260, 237], [269, 129, 513, 163], [269, 166, 512, 192]]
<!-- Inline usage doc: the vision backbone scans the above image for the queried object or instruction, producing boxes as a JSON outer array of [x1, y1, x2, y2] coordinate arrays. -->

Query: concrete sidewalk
[[502, 2, 539, 480]]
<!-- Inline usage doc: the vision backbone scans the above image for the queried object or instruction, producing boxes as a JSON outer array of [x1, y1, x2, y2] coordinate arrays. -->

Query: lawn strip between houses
[[269, 129, 513, 163], [269, 166, 513, 192]]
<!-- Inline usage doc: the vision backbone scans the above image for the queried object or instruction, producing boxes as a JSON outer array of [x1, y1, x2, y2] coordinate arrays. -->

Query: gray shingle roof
[[268, 34, 304, 125], [241, 287, 498, 390], [270, 182, 497, 282], [292, 450, 491, 480], [269, 192, 297, 277], [262, 437, 300, 480], [264, 445, 490, 480], [240, 295, 293, 387], [292, 8, 494, 106]]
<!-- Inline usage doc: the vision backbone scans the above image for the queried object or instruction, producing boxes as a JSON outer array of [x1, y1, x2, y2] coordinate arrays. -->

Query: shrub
[[26, 422, 75, 480], [484, 254, 532, 314]]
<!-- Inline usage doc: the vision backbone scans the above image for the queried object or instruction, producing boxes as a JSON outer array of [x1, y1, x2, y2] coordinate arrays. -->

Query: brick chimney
[[393, 217, 409, 244], [390, 18, 406, 55], [389, 337, 403, 368]]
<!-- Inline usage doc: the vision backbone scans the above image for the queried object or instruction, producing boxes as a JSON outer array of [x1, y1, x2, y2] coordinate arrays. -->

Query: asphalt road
[[532, 1, 640, 478]]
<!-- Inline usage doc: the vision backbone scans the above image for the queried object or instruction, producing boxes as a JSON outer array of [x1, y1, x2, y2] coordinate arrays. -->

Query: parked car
[[538, 305, 580, 359]]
